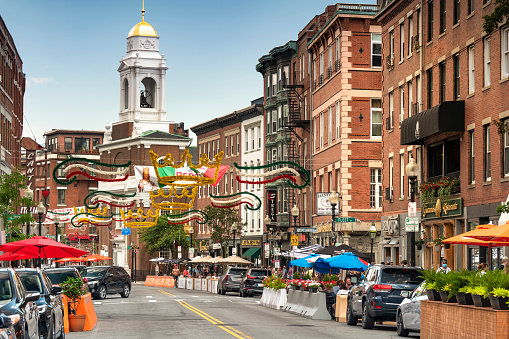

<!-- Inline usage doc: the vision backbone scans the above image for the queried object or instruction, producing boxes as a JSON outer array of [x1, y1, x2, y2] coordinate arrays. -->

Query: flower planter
[[439, 290, 457, 303], [444, 243, 450, 249], [434, 245, 442, 252], [456, 292, 474, 305], [426, 289, 441, 301], [295, 285, 301, 291], [416, 245, 423, 250], [68, 314, 87, 332], [310, 287, 318, 293], [489, 296, 509, 310], [472, 294, 491, 307]]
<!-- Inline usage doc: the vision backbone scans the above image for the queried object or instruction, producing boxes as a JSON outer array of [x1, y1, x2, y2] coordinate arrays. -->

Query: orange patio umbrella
[[83, 254, 113, 262], [54, 257, 85, 263], [467, 221, 509, 243]]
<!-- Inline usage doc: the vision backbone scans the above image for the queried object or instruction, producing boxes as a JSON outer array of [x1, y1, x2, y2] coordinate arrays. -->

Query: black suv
[[217, 267, 248, 295], [239, 269, 270, 297], [84, 266, 131, 300], [346, 265, 423, 329], [16, 269, 65, 339]]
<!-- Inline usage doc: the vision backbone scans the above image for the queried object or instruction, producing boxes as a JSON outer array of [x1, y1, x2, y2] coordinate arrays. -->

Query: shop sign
[[212, 243, 221, 250], [317, 193, 332, 215], [241, 239, 260, 247], [267, 190, 277, 222], [199, 241, 209, 251], [69, 233, 96, 242], [316, 223, 332, 233], [422, 198, 463, 220]]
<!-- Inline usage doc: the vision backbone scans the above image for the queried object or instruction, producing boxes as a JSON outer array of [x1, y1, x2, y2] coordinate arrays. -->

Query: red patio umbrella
[[0, 252, 35, 261], [0, 236, 88, 259]]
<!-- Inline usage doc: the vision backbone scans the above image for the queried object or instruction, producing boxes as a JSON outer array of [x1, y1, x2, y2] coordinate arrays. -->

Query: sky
[[2, 0, 377, 145]]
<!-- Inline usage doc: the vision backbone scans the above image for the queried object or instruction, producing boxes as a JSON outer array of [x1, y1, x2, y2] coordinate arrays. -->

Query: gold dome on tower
[[127, 1, 158, 38]]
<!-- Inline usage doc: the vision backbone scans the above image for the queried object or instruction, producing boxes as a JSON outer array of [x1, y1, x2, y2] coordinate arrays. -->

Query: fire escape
[[282, 73, 309, 229]]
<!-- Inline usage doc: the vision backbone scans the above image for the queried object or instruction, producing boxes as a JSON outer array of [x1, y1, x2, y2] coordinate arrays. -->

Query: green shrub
[[491, 287, 509, 298], [303, 273, 311, 280], [293, 272, 301, 279]]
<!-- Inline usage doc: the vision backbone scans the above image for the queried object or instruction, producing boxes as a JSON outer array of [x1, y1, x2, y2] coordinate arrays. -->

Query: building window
[[319, 112, 324, 148], [257, 126, 261, 149], [454, 54, 460, 100], [336, 36, 341, 71], [469, 130, 475, 184], [485, 37, 491, 87], [371, 33, 381, 68], [328, 47, 332, 78], [266, 75, 270, 98], [416, 75, 421, 113], [272, 110, 277, 134], [440, 0, 446, 34], [389, 31, 394, 63], [237, 134, 240, 153], [400, 86, 405, 123], [400, 153, 405, 199], [335, 100, 341, 140], [389, 157, 394, 199], [389, 92, 394, 129], [57, 189, 66, 205], [328, 106, 332, 144], [225, 136, 228, 156], [428, 0, 434, 42], [468, 0, 474, 15], [502, 28, 509, 79], [408, 16, 414, 56], [371, 99, 382, 138], [408, 80, 413, 117], [400, 23, 405, 61], [426, 69, 433, 108], [439, 62, 446, 103], [469, 45, 475, 94], [231, 135, 234, 155], [504, 122, 509, 177], [271, 73, 277, 96], [370, 168, 382, 209], [64, 137, 72, 150], [453, 0, 460, 25], [484, 125, 491, 181], [75, 138, 90, 153]]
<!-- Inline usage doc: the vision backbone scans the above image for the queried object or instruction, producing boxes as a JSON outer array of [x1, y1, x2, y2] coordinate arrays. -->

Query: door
[[105, 268, 118, 292]]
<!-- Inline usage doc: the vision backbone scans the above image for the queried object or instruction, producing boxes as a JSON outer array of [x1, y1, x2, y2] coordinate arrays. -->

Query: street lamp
[[370, 222, 377, 264], [290, 205, 299, 260], [329, 190, 339, 246], [54, 215, 60, 242], [131, 242, 138, 283], [23, 188, 33, 237], [36, 201, 45, 236], [189, 225, 194, 248], [406, 155, 419, 266], [232, 222, 241, 256]]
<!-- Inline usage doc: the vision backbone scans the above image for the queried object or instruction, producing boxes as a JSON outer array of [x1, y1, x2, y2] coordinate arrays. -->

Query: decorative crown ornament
[[119, 207, 160, 228], [150, 186, 198, 211]]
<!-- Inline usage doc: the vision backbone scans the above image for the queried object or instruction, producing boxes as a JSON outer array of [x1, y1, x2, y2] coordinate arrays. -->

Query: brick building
[[190, 101, 264, 260], [376, 0, 509, 269], [0, 15, 25, 174], [308, 4, 382, 259]]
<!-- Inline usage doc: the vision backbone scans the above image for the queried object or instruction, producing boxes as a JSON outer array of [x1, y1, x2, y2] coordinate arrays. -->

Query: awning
[[242, 247, 261, 259], [401, 101, 465, 145], [389, 238, 399, 245]]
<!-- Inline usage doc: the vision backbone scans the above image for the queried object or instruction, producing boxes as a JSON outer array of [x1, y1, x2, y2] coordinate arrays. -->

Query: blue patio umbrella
[[289, 254, 319, 268], [324, 252, 369, 272], [314, 257, 342, 274]]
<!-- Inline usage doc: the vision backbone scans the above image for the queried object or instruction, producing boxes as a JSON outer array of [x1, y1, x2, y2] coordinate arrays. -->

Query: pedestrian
[[477, 262, 487, 276], [172, 265, 180, 288], [389, 261, 394, 265], [400, 260, 408, 267], [155, 263, 159, 276], [437, 259, 451, 273], [503, 257, 509, 274]]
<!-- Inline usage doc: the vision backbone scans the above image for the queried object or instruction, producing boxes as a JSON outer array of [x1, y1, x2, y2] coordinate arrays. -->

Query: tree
[[139, 214, 189, 256], [483, 0, 509, 34], [0, 168, 35, 242], [203, 205, 243, 258]]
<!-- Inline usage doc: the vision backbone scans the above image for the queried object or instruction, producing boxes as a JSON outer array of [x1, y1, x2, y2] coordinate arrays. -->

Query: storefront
[[239, 236, 263, 266], [380, 215, 402, 265], [66, 232, 98, 254]]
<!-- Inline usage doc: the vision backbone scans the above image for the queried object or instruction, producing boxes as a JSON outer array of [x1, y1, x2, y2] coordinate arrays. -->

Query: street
[[67, 283, 418, 338]]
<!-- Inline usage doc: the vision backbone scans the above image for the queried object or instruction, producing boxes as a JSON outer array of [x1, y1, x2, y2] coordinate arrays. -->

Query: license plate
[[257, 283, 263, 287]]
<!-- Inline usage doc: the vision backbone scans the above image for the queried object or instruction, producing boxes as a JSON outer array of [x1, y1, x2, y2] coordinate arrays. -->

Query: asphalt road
[[67, 283, 419, 339]]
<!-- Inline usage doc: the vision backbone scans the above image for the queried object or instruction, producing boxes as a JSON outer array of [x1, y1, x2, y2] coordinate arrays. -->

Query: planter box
[[472, 294, 491, 307], [490, 296, 509, 310], [260, 288, 287, 310], [457, 293, 474, 305], [426, 289, 441, 301], [422, 300, 509, 339], [439, 290, 457, 303]]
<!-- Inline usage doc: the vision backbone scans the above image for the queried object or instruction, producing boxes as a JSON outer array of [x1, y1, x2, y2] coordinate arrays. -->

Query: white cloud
[[27, 77, 54, 87]]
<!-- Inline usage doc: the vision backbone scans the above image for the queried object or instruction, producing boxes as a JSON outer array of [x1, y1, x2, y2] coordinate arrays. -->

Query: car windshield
[[249, 270, 269, 277], [0, 273, 12, 301], [70, 266, 87, 277], [85, 268, 109, 278], [381, 269, 424, 284], [228, 268, 247, 276], [17, 272, 43, 293], [45, 270, 79, 285]]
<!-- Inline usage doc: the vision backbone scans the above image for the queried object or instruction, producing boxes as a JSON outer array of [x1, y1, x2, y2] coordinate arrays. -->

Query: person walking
[[172, 265, 180, 288], [437, 259, 451, 273]]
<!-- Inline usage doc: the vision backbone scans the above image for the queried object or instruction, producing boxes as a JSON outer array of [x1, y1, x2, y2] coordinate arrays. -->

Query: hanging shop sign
[[422, 198, 463, 220], [316, 193, 332, 215], [241, 239, 261, 247], [267, 190, 277, 222]]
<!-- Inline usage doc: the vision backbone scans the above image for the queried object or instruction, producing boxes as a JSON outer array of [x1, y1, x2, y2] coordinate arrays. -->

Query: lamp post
[[189, 226, 194, 248], [36, 201, 45, 268], [370, 222, 377, 264], [232, 222, 241, 256], [264, 215, 271, 267], [23, 188, 33, 237], [329, 190, 339, 246], [290, 205, 299, 261], [130, 242, 138, 283], [406, 155, 419, 266]]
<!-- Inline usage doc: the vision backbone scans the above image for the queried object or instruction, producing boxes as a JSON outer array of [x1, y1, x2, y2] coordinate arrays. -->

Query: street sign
[[189, 248, 195, 254], [178, 246, 182, 252], [177, 252, 182, 259], [408, 202, 417, 217], [291, 234, 299, 246], [405, 217, 420, 232], [232, 248, 237, 255], [274, 260, 280, 269], [7, 215, 21, 221], [121, 228, 131, 235], [296, 227, 317, 233], [335, 217, 356, 223]]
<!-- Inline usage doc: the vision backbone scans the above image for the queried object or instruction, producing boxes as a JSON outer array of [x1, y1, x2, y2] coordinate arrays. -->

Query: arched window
[[123, 79, 129, 110], [140, 77, 156, 108]]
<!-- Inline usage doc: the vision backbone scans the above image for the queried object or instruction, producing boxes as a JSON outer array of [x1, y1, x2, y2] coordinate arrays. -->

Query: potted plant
[[489, 287, 509, 310], [419, 269, 441, 301], [433, 236, 446, 251], [308, 282, 320, 293], [470, 286, 491, 307], [437, 177, 458, 202], [61, 276, 88, 332], [457, 286, 475, 305], [415, 237, 426, 250], [419, 182, 436, 204]]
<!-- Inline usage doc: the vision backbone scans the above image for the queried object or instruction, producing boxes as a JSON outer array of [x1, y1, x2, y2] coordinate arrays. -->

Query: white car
[[396, 281, 427, 337]]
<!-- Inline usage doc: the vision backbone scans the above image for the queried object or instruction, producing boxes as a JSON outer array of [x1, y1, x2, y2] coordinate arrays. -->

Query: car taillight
[[225, 275, 230, 281], [247, 276, 256, 279], [372, 284, 392, 291]]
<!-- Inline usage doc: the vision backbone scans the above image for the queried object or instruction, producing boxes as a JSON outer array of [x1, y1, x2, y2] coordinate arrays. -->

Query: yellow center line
[[158, 290, 254, 339]]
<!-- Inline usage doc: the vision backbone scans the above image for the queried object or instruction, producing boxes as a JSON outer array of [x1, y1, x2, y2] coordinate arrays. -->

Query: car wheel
[[345, 299, 358, 326], [97, 284, 107, 299], [120, 284, 130, 298], [397, 310, 410, 337], [361, 302, 375, 329]]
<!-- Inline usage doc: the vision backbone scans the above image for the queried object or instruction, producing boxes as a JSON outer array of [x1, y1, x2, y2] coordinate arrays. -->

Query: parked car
[[396, 281, 427, 337], [44, 267, 88, 293], [84, 266, 131, 300], [0, 268, 40, 339], [346, 265, 424, 329], [68, 265, 87, 278], [16, 269, 65, 339], [217, 267, 248, 295], [239, 269, 270, 297]]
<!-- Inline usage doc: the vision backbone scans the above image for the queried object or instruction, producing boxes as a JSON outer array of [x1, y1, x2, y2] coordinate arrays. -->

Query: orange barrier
[[145, 276, 174, 288], [62, 293, 97, 332]]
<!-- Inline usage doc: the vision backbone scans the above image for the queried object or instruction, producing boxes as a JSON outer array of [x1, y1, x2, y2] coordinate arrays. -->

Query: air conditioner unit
[[385, 187, 393, 201], [413, 36, 421, 52], [386, 56, 394, 70], [386, 116, 393, 130]]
